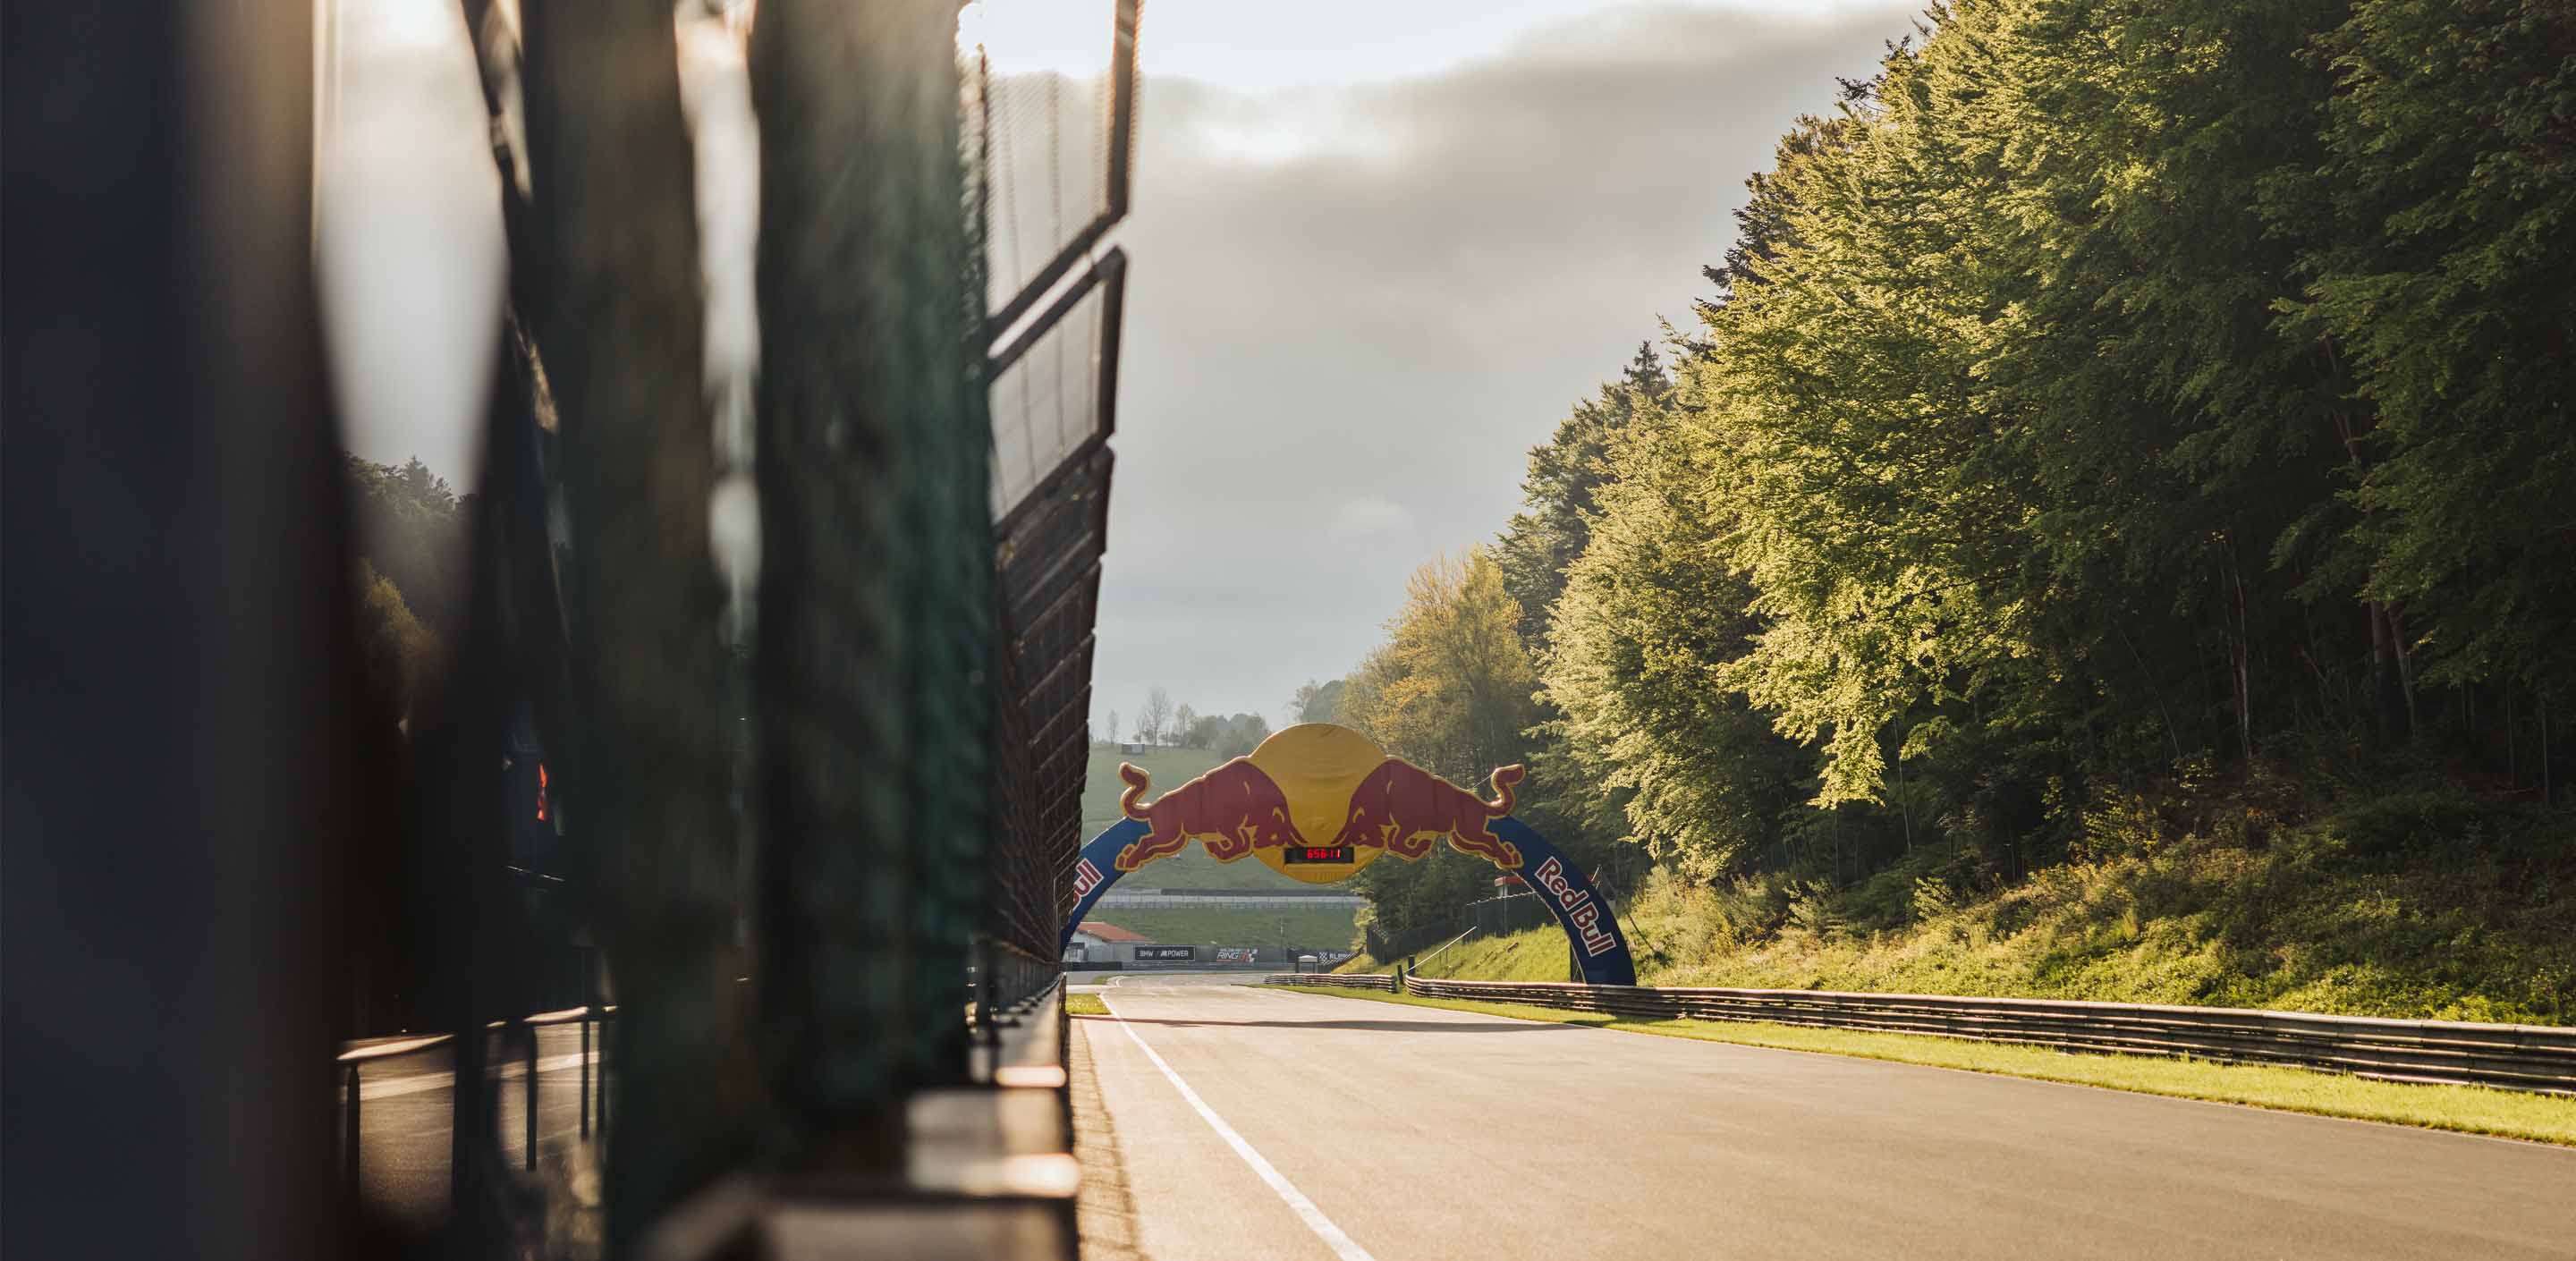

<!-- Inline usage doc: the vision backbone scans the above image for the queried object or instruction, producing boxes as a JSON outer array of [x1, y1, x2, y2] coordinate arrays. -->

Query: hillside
[[1080, 903, 1360, 951], [1343, 783, 2576, 1026]]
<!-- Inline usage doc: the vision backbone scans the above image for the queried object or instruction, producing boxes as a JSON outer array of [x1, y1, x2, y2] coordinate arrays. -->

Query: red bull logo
[[1532, 856, 1619, 956], [1098, 725, 1530, 880], [1067, 724, 1636, 984], [1114, 758, 1305, 870], [1329, 760, 1525, 869]]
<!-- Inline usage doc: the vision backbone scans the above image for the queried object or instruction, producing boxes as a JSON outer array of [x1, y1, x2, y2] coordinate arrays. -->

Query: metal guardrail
[[338, 1004, 614, 1199], [1263, 973, 1395, 993], [1268, 975, 2576, 1095]]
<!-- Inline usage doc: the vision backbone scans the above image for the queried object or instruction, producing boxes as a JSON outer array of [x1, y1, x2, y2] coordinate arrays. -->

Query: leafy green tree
[[1496, 342, 1671, 645], [1336, 550, 1548, 944], [1683, 24, 2043, 808], [1539, 399, 1806, 881], [1212, 713, 1272, 758], [1362, 0, 2576, 926], [345, 454, 470, 635], [354, 559, 445, 724], [1337, 551, 1538, 783], [1288, 678, 1345, 725], [2277, 0, 2576, 724], [1520, 0, 2576, 898]]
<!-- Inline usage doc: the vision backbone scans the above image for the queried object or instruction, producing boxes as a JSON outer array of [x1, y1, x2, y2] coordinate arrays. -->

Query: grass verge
[[1065, 993, 1109, 1017], [1605, 790, 2576, 1025], [1292, 985, 2576, 1146]]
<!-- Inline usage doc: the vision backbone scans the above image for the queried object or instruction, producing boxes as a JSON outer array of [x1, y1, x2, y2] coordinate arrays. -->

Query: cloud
[[1092, 2, 1918, 725]]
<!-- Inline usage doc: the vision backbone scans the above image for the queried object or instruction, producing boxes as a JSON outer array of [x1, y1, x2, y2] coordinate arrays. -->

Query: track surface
[[343, 1023, 597, 1225], [1080, 977, 2572, 1261]]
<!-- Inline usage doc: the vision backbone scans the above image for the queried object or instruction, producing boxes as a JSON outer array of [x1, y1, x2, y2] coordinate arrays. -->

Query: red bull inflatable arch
[[1063, 724, 1638, 986]]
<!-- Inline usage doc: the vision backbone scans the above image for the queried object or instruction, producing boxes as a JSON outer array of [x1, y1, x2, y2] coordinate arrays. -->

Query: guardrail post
[[579, 1009, 592, 1138], [524, 1023, 539, 1171], [596, 1022, 609, 1138], [343, 1061, 361, 1202]]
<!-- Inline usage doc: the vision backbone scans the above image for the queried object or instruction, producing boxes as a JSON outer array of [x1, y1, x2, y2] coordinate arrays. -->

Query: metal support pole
[[524, 1024, 539, 1170]]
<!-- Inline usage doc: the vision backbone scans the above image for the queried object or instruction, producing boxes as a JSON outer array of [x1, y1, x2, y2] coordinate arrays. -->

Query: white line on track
[[1100, 992, 1379, 1261]]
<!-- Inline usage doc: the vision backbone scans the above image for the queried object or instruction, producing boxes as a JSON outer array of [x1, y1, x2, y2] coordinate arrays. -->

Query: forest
[[346, 454, 468, 724], [1331, 0, 2574, 1020]]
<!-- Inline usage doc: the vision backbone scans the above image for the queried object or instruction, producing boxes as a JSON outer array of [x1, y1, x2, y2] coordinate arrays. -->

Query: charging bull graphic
[[1332, 760, 1524, 867], [1065, 724, 1636, 986], [1114, 758, 1303, 868]]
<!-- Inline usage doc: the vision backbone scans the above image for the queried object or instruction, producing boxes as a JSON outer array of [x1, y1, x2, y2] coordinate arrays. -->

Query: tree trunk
[[2369, 601, 2411, 742], [2507, 686, 2521, 787], [2224, 537, 2254, 763], [2380, 605, 2401, 735]]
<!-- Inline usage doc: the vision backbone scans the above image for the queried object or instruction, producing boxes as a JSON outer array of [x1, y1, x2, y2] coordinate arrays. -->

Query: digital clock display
[[1282, 845, 1355, 865]]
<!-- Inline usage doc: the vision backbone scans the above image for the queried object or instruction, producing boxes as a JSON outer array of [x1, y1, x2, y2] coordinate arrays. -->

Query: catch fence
[[1266, 975, 2576, 1095]]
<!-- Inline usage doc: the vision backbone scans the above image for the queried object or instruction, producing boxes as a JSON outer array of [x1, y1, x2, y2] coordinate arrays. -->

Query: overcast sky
[[1094, 1, 1919, 731]]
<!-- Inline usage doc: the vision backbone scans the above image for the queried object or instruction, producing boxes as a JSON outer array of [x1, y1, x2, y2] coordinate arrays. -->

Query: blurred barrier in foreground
[[1267, 975, 2576, 1095]]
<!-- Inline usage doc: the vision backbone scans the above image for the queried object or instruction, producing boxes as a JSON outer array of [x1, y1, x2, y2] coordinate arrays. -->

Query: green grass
[[1292, 986, 2576, 1146], [1080, 903, 1360, 950], [1080, 744, 1317, 892], [1065, 993, 1109, 1017], [1331, 932, 1572, 981], [1363, 795, 2574, 1026]]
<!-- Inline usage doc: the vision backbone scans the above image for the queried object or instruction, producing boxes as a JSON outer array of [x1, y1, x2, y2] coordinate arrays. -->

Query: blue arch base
[[1061, 817, 1148, 956], [1489, 817, 1637, 986], [1058, 815, 1637, 986]]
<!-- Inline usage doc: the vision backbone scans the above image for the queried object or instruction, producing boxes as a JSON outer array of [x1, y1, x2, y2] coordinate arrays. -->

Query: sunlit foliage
[[1343, 0, 2575, 936]]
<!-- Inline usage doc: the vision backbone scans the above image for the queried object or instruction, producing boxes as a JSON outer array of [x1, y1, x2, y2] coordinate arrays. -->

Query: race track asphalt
[[1076, 977, 2573, 1261]]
